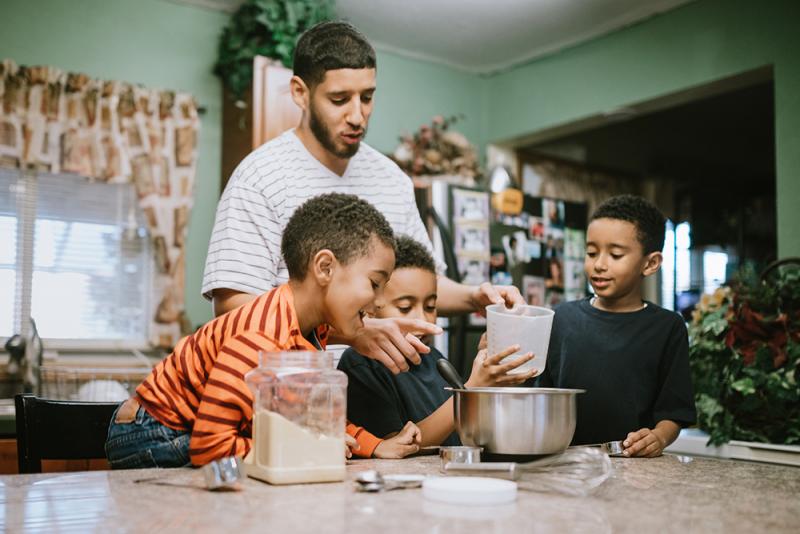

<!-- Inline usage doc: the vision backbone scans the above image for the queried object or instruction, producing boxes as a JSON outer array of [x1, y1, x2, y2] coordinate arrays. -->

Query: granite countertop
[[0, 454, 798, 533]]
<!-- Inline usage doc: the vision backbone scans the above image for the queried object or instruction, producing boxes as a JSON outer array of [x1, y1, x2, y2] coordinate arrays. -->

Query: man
[[203, 21, 523, 374]]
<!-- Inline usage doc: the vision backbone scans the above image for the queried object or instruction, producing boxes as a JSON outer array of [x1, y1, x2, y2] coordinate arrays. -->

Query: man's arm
[[436, 276, 525, 316], [212, 288, 257, 317]]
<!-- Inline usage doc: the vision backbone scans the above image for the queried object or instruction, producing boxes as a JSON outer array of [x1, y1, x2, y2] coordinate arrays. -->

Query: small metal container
[[439, 446, 482, 470], [202, 456, 244, 490], [449, 387, 585, 456]]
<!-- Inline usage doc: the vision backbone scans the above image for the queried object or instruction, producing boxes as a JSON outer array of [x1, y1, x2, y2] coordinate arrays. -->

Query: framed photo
[[453, 188, 489, 222], [523, 275, 546, 306]]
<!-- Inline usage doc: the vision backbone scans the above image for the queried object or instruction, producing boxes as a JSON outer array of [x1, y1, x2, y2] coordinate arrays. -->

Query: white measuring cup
[[486, 304, 555, 375]]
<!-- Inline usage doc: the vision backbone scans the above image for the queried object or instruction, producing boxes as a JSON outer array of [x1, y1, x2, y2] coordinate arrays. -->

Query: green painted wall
[[369, 50, 482, 154], [483, 0, 800, 257]]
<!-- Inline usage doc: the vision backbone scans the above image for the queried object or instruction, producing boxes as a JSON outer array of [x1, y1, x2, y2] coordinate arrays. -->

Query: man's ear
[[290, 75, 310, 112], [642, 251, 663, 277], [311, 249, 336, 286]]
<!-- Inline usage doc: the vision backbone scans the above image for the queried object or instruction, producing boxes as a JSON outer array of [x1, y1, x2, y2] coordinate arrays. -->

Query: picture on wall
[[453, 188, 490, 222], [523, 275, 546, 306]]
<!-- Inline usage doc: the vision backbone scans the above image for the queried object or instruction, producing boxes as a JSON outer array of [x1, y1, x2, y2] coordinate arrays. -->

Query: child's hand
[[373, 421, 422, 459], [622, 428, 666, 457], [345, 434, 359, 458], [465, 345, 538, 387]]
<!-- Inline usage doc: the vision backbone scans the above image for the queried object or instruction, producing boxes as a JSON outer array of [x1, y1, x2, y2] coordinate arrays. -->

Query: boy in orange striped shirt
[[105, 193, 421, 468]]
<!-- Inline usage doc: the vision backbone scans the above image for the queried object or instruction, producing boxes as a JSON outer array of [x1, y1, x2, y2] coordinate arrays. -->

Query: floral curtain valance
[[0, 59, 200, 348]]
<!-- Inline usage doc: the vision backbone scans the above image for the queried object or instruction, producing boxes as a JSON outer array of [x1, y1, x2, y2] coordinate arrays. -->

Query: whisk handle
[[442, 461, 519, 480]]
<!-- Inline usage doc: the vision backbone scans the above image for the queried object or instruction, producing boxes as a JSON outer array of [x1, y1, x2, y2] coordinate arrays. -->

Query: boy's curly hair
[[590, 195, 666, 254], [394, 235, 436, 274], [282, 193, 395, 280]]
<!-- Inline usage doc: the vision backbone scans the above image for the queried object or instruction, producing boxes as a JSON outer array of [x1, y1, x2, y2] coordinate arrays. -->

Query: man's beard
[[309, 103, 363, 159]]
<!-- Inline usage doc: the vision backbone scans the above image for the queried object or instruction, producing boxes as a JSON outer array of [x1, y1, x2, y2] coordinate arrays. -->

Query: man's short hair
[[394, 235, 436, 274], [293, 21, 376, 87], [590, 195, 666, 254], [282, 193, 395, 280]]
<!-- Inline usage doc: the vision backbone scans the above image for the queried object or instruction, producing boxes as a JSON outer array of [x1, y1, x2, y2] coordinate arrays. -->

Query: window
[[1, 168, 152, 347]]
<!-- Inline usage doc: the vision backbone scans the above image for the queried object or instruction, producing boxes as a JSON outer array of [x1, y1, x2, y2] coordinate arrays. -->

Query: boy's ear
[[642, 251, 663, 277], [311, 249, 336, 286], [290, 75, 310, 112]]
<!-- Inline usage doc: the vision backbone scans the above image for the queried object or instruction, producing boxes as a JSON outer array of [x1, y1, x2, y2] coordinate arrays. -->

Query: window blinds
[[0, 168, 152, 345]]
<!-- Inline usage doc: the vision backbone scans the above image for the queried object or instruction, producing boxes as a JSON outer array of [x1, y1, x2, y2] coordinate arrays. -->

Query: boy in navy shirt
[[339, 236, 535, 446], [536, 195, 696, 457]]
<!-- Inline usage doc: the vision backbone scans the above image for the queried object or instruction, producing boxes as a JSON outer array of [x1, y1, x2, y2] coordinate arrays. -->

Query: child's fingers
[[623, 428, 647, 448], [494, 352, 534, 375], [477, 332, 488, 351], [623, 428, 652, 456], [642, 440, 663, 458], [484, 345, 521, 366], [396, 443, 420, 458], [398, 421, 421, 444]]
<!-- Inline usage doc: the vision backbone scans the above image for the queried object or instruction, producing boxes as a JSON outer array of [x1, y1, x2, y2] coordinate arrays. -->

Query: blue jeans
[[105, 401, 191, 469]]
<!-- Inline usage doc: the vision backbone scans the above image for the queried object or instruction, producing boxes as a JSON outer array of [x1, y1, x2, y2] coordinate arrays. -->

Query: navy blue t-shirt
[[534, 298, 696, 445], [338, 346, 460, 446]]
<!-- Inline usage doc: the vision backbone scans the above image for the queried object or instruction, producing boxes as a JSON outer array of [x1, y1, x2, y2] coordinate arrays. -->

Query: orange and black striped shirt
[[136, 284, 382, 465]]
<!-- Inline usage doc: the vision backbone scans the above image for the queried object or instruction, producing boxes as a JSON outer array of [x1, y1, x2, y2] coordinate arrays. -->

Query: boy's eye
[[586, 251, 597, 258], [424, 306, 437, 313], [370, 280, 380, 290], [331, 97, 347, 105], [611, 253, 623, 260], [361, 94, 373, 103], [397, 307, 412, 314]]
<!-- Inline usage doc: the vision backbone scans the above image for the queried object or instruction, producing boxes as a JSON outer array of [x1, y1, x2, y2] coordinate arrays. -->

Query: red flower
[[725, 303, 796, 368]]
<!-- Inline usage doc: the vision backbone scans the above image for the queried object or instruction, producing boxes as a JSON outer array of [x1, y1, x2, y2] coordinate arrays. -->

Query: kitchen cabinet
[[221, 57, 300, 191]]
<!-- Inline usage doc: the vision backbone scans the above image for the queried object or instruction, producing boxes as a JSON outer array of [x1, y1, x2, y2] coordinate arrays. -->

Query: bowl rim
[[445, 386, 585, 394]]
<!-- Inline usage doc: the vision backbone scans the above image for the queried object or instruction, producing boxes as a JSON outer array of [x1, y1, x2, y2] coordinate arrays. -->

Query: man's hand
[[373, 421, 422, 459], [347, 317, 442, 374], [465, 345, 538, 387], [470, 282, 525, 315]]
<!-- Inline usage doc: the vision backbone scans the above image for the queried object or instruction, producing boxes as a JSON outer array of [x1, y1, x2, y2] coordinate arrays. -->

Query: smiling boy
[[339, 236, 536, 447], [536, 195, 696, 457], [105, 194, 421, 468]]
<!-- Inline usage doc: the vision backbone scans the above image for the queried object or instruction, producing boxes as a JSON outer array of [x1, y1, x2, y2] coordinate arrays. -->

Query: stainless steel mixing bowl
[[449, 387, 585, 455]]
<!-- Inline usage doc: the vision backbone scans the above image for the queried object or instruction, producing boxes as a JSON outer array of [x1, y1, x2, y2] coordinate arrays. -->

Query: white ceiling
[[170, 0, 693, 73]]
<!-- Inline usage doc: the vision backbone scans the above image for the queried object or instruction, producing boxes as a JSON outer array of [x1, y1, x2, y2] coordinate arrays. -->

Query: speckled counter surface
[[1, 454, 798, 533]]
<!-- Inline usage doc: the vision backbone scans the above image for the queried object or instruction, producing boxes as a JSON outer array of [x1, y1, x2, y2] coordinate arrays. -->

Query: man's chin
[[334, 142, 359, 159]]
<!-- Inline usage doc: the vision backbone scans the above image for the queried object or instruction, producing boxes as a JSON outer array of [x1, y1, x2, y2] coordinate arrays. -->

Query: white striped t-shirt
[[202, 129, 441, 299]]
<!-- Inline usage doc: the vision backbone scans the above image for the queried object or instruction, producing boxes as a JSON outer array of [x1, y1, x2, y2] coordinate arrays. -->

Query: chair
[[14, 394, 119, 474]]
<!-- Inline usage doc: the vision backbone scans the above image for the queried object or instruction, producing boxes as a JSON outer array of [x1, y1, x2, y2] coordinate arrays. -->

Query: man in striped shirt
[[203, 21, 525, 375], [106, 193, 421, 468]]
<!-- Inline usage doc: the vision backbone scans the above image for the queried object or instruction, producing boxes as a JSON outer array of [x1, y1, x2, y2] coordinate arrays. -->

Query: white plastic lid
[[422, 476, 518, 505]]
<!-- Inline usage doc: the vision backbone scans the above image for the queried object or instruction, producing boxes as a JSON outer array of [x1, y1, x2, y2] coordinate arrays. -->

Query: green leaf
[[731, 377, 756, 395]]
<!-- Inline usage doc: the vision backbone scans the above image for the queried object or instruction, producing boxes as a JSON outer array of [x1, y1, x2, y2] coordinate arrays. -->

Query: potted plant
[[689, 259, 800, 447], [214, 0, 334, 103], [391, 114, 481, 185]]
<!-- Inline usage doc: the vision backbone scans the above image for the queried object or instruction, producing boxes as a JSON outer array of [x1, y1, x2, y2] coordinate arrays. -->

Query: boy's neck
[[288, 279, 325, 338], [591, 293, 647, 313]]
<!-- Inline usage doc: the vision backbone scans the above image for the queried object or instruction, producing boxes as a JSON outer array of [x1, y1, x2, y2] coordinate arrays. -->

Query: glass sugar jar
[[244, 351, 348, 484]]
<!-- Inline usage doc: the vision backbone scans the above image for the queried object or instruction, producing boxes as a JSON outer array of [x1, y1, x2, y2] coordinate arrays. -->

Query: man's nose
[[346, 100, 364, 127]]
